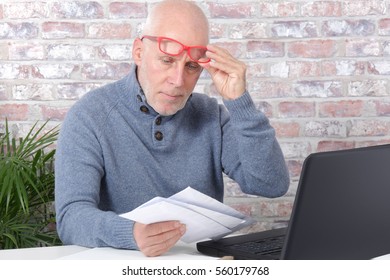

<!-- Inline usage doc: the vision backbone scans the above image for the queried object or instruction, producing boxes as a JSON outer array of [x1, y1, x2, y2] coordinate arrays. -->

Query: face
[[133, 36, 206, 116]]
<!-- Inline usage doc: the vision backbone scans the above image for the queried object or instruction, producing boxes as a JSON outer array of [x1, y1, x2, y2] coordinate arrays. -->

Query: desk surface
[[0, 242, 216, 260], [1, 243, 389, 260]]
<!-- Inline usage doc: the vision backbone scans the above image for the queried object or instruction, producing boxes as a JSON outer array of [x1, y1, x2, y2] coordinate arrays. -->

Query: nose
[[167, 62, 185, 87]]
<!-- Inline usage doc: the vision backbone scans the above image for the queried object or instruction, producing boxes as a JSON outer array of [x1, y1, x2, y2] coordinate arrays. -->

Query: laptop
[[197, 144, 390, 259]]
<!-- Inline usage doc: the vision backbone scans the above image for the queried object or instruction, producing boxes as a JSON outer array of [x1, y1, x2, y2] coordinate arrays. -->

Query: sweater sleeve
[[54, 98, 138, 249], [221, 91, 290, 198]]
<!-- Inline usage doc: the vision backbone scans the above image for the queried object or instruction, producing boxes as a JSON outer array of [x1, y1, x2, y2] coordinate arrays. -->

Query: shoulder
[[65, 78, 126, 124]]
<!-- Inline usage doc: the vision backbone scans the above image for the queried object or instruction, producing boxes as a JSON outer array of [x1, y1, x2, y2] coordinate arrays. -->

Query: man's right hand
[[133, 221, 186, 257]]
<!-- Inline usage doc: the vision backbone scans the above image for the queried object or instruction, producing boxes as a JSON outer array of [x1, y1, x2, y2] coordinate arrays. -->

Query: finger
[[142, 227, 185, 257], [205, 47, 246, 78], [206, 45, 237, 65], [146, 220, 183, 236], [144, 223, 186, 247]]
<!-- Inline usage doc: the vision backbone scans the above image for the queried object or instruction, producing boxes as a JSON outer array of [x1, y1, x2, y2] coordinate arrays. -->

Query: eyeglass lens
[[159, 38, 208, 63]]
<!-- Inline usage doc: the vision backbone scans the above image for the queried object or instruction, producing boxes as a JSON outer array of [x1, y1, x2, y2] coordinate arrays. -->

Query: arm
[[55, 97, 185, 255], [202, 45, 289, 197], [55, 105, 137, 249]]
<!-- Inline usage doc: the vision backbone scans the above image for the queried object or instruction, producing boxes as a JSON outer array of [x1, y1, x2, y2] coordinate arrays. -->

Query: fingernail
[[179, 224, 186, 234]]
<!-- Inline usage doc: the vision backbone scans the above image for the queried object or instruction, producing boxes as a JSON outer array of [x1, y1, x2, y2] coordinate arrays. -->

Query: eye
[[186, 62, 201, 72], [160, 56, 175, 65]]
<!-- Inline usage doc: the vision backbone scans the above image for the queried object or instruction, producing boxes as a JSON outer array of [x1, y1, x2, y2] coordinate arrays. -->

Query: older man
[[55, 0, 289, 257]]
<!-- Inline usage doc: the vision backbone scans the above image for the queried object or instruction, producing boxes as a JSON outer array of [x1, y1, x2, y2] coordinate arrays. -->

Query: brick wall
[[1, 0, 390, 233]]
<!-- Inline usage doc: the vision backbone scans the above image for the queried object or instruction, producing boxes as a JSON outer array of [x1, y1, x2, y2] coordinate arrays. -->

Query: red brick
[[379, 19, 390, 35], [368, 61, 390, 75], [322, 20, 375, 37], [47, 44, 97, 61], [12, 84, 55, 101], [279, 102, 316, 118], [31, 64, 78, 79], [348, 120, 390, 136], [8, 43, 45, 60], [288, 40, 336, 58], [109, 2, 147, 19], [87, 23, 132, 39], [0, 104, 29, 121], [208, 2, 255, 18], [294, 80, 342, 97], [42, 22, 85, 39], [251, 81, 292, 98], [343, 0, 387, 16], [81, 63, 131, 80], [348, 80, 388, 97], [254, 200, 293, 217], [40, 106, 69, 121], [317, 141, 355, 152], [247, 41, 284, 58], [356, 140, 390, 148], [286, 159, 304, 178], [301, 1, 342, 17], [281, 142, 311, 158], [214, 42, 246, 59], [246, 63, 267, 79], [51, 1, 104, 19], [57, 83, 102, 100], [0, 22, 38, 39], [319, 100, 364, 117], [209, 23, 226, 39], [384, 41, 390, 56], [98, 45, 132, 61], [259, 2, 299, 17], [345, 39, 382, 57], [287, 61, 321, 78], [304, 120, 347, 137], [229, 22, 267, 39], [276, 2, 300, 17], [271, 21, 318, 38], [254, 101, 273, 118], [374, 100, 390, 116], [0, 85, 7, 100], [4, 2, 49, 19], [270, 62, 289, 78], [0, 63, 29, 79], [272, 121, 300, 138], [322, 60, 365, 76]]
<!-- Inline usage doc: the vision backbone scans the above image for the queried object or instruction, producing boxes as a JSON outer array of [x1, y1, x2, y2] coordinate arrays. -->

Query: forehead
[[147, 10, 208, 46]]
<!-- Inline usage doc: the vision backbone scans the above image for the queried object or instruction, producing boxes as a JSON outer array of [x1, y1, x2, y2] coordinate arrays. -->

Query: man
[[55, 0, 289, 257]]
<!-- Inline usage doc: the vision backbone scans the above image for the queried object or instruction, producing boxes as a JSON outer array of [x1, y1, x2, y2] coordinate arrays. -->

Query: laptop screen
[[283, 144, 390, 259]]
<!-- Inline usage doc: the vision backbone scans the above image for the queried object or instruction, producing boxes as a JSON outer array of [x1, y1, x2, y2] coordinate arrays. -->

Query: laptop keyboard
[[228, 235, 285, 256]]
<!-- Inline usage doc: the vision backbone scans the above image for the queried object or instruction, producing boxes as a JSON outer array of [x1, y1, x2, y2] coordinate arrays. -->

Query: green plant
[[0, 119, 62, 249]]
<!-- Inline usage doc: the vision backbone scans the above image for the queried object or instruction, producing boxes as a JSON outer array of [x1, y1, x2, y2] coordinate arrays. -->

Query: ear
[[132, 38, 143, 66]]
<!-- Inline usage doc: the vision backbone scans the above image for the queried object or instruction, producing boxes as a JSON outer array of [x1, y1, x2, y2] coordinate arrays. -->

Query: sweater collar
[[121, 64, 188, 121]]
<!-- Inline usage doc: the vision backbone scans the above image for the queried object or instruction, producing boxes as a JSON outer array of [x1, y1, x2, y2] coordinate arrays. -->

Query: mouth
[[160, 92, 182, 101]]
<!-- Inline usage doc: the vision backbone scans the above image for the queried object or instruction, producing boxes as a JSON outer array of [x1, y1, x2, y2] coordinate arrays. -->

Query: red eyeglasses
[[141, 35, 210, 63]]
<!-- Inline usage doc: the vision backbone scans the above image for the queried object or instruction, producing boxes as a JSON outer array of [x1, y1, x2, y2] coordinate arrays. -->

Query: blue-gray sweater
[[55, 65, 289, 249]]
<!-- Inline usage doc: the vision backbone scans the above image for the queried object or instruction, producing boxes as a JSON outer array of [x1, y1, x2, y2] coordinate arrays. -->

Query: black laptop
[[197, 144, 390, 260]]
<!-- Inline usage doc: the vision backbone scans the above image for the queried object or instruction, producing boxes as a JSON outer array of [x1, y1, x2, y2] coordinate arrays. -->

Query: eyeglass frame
[[140, 35, 210, 63]]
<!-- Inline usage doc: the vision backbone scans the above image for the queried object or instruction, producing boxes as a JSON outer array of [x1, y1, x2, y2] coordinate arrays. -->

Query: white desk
[[0, 242, 216, 260], [1, 242, 389, 260]]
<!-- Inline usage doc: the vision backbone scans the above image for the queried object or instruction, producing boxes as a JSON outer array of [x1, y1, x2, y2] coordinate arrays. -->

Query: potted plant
[[0, 119, 62, 249]]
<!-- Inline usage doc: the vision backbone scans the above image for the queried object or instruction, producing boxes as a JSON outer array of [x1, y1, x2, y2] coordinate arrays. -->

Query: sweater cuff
[[113, 218, 138, 250], [223, 91, 259, 121]]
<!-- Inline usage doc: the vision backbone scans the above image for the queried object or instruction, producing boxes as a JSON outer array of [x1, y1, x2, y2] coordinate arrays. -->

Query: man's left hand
[[201, 44, 247, 100]]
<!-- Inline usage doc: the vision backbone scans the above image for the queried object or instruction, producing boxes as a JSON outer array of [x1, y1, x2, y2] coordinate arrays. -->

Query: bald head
[[142, 0, 209, 45]]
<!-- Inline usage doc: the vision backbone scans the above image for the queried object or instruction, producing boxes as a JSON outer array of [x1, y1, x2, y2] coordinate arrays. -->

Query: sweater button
[[155, 116, 162, 125], [155, 131, 163, 141], [140, 105, 149, 113]]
